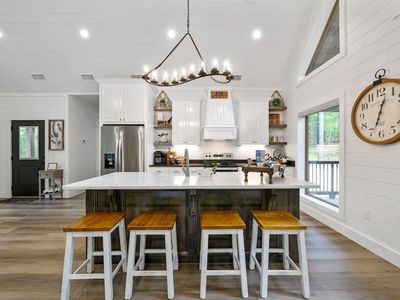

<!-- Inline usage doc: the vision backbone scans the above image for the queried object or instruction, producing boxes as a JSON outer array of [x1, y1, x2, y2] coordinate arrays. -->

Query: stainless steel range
[[202, 153, 239, 172]]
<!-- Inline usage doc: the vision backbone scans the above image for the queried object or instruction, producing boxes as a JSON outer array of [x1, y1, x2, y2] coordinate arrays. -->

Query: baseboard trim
[[301, 201, 400, 268], [0, 191, 10, 199]]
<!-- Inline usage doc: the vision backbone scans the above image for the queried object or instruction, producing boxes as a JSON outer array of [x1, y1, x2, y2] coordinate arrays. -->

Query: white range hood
[[203, 88, 237, 140]]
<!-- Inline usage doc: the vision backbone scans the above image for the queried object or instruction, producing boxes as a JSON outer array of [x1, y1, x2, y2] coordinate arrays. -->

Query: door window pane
[[306, 107, 340, 207], [19, 126, 39, 160]]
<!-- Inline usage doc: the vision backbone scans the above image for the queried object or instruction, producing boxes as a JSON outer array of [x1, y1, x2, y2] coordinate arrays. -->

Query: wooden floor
[[0, 195, 399, 300]]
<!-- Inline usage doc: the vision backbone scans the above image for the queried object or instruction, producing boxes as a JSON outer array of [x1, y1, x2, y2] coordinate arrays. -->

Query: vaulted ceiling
[[0, 0, 314, 93]]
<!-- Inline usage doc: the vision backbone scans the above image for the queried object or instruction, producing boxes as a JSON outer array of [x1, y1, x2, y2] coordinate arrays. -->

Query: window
[[19, 126, 39, 160], [305, 106, 340, 207], [306, 0, 340, 75]]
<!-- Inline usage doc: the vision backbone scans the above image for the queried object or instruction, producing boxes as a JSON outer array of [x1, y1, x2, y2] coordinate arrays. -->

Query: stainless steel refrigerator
[[101, 125, 145, 175]]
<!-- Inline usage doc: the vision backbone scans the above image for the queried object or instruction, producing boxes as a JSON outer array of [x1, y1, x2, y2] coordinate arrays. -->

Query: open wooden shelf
[[154, 141, 172, 146], [269, 106, 287, 112], [269, 141, 287, 145], [269, 124, 287, 129], [154, 124, 172, 129], [154, 106, 172, 111]]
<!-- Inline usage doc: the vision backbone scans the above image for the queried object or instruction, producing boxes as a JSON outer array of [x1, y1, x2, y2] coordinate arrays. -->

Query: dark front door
[[12, 120, 45, 196]]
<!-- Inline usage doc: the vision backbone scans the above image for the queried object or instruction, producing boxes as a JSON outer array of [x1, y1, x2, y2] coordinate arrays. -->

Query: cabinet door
[[123, 85, 145, 123], [172, 101, 200, 145], [100, 84, 123, 123], [185, 101, 200, 145], [239, 101, 268, 145], [172, 102, 187, 145], [253, 102, 268, 144]]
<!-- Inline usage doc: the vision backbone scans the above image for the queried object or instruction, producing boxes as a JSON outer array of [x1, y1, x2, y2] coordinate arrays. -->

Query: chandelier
[[142, 0, 234, 86]]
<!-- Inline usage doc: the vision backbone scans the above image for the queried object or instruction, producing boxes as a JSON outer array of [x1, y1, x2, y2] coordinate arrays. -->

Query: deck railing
[[307, 160, 339, 199]]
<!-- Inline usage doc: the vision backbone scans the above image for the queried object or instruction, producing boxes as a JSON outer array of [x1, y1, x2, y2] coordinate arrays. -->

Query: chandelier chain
[[187, 0, 190, 33]]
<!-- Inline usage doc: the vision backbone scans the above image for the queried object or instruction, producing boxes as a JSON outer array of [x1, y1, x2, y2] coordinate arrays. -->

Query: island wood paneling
[[86, 188, 300, 263]]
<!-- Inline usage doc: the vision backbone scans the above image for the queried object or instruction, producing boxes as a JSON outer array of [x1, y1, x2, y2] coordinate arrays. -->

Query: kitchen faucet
[[182, 148, 190, 177]]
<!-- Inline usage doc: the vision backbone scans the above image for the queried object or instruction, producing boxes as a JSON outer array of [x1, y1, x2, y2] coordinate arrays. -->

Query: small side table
[[38, 169, 64, 200]]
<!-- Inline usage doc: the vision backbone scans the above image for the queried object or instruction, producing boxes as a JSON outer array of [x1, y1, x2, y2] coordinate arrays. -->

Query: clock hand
[[374, 97, 386, 131]]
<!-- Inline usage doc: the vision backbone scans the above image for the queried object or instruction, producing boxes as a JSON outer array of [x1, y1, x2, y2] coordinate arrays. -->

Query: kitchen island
[[64, 172, 317, 263]]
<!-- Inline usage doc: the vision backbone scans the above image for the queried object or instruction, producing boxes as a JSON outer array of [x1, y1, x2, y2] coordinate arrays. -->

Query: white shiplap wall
[[283, 0, 400, 267], [0, 94, 69, 198]]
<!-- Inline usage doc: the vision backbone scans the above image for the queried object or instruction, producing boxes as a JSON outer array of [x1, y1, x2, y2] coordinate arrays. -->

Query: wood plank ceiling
[[0, 0, 314, 92]]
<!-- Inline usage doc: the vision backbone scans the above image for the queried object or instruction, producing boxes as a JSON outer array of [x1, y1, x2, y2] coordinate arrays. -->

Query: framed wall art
[[48, 119, 64, 150]]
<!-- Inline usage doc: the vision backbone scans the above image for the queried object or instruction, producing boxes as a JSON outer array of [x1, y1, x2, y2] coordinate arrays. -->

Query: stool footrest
[[144, 248, 166, 254], [131, 270, 168, 277], [70, 273, 104, 280], [207, 248, 234, 254], [92, 250, 122, 256], [206, 270, 242, 276]]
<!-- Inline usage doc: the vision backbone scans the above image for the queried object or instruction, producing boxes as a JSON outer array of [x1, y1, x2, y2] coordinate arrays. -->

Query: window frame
[[297, 93, 345, 220], [304, 107, 340, 207], [297, 0, 346, 86]]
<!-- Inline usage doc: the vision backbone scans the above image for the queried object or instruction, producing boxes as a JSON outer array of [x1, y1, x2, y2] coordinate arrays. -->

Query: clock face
[[352, 79, 400, 144]]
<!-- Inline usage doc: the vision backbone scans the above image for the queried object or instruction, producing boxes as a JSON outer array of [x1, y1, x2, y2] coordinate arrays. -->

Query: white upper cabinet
[[172, 100, 200, 145], [123, 85, 145, 123], [238, 101, 269, 145], [99, 81, 146, 124]]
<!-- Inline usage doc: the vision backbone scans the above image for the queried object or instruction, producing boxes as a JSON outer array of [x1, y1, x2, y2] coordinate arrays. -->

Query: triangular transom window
[[306, 0, 340, 75]]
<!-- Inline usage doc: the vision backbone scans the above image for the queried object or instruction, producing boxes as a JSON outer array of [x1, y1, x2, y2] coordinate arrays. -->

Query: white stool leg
[[298, 230, 310, 299], [103, 232, 113, 300], [237, 230, 249, 298], [165, 231, 175, 299], [260, 230, 270, 299], [139, 234, 146, 270], [125, 231, 137, 300], [119, 220, 127, 272], [87, 236, 94, 273], [200, 230, 209, 299], [249, 218, 258, 270], [172, 223, 179, 270], [232, 233, 239, 270], [283, 233, 289, 270], [61, 233, 74, 300]]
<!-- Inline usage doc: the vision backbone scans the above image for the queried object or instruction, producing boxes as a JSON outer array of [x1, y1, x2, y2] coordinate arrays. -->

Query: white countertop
[[63, 172, 318, 190]]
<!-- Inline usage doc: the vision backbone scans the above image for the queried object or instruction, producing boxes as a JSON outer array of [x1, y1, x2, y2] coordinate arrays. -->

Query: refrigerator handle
[[138, 127, 144, 172], [115, 130, 120, 172], [121, 130, 125, 172]]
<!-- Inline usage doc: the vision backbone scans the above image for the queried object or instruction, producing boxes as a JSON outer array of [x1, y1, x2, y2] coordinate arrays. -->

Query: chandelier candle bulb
[[171, 70, 179, 84], [189, 64, 196, 79], [180, 67, 188, 81], [162, 71, 169, 85], [150, 70, 158, 83], [223, 60, 232, 76], [211, 58, 219, 74], [198, 61, 207, 76]]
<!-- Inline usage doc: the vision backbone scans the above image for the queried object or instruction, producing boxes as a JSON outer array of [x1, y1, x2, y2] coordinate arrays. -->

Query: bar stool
[[200, 210, 248, 299], [249, 211, 310, 299], [61, 212, 127, 300], [125, 211, 178, 300]]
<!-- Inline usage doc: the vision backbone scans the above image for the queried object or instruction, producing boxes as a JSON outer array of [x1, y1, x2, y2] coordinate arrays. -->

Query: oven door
[[214, 166, 239, 172]]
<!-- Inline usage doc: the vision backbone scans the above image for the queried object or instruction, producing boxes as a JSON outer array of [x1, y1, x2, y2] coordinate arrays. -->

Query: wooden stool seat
[[251, 210, 307, 230], [63, 212, 125, 232], [200, 210, 246, 230], [127, 210, 177, 230]]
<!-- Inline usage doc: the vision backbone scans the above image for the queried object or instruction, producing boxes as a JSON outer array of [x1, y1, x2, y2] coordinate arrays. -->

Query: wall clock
[[351, 69, 400, 144]]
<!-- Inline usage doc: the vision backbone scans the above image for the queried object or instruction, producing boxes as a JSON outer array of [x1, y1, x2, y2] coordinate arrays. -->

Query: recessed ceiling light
[[167, 29, 176, 39], [252, 29, 262, 40], [80, 29, 90, 39]]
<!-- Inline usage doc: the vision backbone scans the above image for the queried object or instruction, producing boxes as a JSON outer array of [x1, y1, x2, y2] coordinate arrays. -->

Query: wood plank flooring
[[0, 195, 399, 300]]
